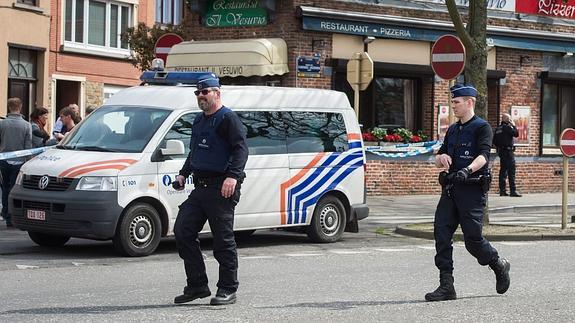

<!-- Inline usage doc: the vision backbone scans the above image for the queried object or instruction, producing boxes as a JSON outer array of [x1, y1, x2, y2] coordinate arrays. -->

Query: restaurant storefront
[[179, 0, 575, 194]]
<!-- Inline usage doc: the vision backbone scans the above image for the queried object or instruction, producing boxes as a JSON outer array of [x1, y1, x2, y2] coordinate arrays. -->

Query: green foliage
[[121, 22, 189, 71], [394, 128, 413, 142], [371, 127, 387, 140]]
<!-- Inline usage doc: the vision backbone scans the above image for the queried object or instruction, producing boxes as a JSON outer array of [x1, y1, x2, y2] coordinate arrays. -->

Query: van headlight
[[76, 177, 117, 191], [15, 171, 24, 186]]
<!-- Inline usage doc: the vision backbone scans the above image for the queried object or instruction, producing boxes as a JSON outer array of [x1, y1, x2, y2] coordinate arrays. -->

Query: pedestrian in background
[[493, 113, 521, 197], [426, 84, 510, 302], [0, 98, 32, 228], [30, 107, 50, 147], [53, 103, 81, 138], [173, 74, 248, 306], [53, 106, 77, 142]]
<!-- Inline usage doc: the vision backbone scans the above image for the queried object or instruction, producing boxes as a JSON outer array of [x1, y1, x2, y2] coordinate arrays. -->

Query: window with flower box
[[64, 0, 132, 57]]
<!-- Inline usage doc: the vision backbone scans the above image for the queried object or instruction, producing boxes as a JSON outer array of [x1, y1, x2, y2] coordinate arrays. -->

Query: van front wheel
[[307, 196, 346, 243], [113, 203, 161, 257]]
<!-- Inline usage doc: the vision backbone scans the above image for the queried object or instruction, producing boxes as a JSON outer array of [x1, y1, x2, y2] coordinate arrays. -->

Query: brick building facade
[[46, 0, 156, 129], [173, 0, 575, 195]]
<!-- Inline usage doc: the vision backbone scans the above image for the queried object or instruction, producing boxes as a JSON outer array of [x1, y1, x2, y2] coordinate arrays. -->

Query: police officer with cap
[[173, 73, 248, 305], [493, 113, 521, 197], [425, 83, 510, 302]]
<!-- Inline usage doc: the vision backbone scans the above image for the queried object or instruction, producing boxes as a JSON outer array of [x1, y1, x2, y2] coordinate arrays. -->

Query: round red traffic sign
[[560, 128, 575, 157], [154, 33, 184, 63], [431, 35, 466, 80]]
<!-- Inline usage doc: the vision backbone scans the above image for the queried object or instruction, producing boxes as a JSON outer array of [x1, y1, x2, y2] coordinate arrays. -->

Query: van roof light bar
[[139, 71, 216, 85]]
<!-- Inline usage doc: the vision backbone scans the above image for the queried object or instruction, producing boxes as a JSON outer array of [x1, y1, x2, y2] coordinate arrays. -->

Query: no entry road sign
[[560, 128, 575, 157], [154, 33, 184, 63], [431, 35, 465, 80]]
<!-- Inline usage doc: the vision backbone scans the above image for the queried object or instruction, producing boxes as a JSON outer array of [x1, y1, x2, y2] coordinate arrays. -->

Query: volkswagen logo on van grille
[[38, 175, 50, 190]]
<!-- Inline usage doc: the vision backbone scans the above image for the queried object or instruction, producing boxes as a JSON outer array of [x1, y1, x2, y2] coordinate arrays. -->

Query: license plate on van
[[27, 210, 46, 221]]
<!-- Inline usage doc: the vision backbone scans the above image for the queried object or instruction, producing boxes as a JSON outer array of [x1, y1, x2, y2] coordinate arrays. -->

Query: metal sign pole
[[562, 156, 569, 229]]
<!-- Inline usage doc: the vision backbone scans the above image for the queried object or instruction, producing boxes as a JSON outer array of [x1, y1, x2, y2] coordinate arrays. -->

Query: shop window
[[155, 0, 183, 25], [542, 83, 575, 147], [64, 0, 132, 51], [373, 77, 416, 131]]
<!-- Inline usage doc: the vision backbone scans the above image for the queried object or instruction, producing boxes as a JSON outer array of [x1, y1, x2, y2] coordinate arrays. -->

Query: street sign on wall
[[154, 33, 184, 63], [560, 128, 575, 157], [431, 35, 465, 80]]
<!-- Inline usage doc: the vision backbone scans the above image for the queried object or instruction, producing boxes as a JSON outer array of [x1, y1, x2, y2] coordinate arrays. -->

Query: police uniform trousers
[[434, 183, 499, 273], [498, 149, 517, 193], [174, 184, 240, 293]]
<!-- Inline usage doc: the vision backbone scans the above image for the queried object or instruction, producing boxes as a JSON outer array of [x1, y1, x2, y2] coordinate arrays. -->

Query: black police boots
[[510, 191, 522, 197], [174, 286, 211, 304], [425, 272, 457, 302], [210, 289, 237, 305], [489, 257, 511, 294]]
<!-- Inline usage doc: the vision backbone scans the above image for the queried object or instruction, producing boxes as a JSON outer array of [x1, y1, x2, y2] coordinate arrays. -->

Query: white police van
[[9, 71, 369, 256]]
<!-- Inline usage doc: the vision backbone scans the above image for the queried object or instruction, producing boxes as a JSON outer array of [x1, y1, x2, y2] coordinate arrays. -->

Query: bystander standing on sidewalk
[[0, 98, 33, 228], [493, 113, 521, 197]]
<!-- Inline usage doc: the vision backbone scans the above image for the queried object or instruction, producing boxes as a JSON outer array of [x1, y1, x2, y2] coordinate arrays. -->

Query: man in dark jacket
[[493, 113, 521, 197], [0, 98, 33, 228]]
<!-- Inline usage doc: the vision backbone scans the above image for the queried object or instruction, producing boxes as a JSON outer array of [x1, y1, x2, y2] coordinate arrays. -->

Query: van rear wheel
[[28, 232, 70, 247], [307, 196, 346, 243], [113, 203, 161, 257]]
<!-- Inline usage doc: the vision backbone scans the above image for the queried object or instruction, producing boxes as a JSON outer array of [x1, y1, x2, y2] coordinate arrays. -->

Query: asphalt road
[[1, 225, 575, 322]]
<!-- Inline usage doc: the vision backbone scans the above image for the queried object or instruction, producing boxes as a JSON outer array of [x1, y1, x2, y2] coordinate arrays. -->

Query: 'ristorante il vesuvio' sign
[[516, 0, 575, 19]]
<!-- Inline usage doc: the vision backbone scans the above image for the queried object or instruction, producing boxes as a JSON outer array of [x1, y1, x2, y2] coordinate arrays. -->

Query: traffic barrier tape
[[365, 140, 442, 158], [0, 146, 55, 161]]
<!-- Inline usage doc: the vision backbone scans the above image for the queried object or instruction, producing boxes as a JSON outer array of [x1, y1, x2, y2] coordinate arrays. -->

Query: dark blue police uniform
[[494, 120, 520, 196], [173, 75, 248, 305], [426, 83, 510, 302]]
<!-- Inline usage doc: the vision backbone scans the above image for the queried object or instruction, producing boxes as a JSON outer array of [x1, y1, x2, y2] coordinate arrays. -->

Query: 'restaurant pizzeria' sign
[[516, 0, 575, 19]]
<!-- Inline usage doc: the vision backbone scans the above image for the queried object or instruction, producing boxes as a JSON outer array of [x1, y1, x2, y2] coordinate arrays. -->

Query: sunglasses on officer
[[194, 88, 217, 96]]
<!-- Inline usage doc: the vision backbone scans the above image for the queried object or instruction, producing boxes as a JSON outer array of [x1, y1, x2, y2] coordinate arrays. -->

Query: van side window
[[284, 112, 348, 153], [237, 111, 287, 155], [161, 112, 197, 157]]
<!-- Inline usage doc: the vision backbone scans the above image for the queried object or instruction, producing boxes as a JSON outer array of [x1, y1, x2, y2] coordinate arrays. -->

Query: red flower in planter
[[410, 135, 422, 143], [362, 132, 377, 142]]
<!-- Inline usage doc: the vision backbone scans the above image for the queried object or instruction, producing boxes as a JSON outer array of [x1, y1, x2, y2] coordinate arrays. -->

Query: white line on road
[[374, 248, 412, 252], [329, 250, 371, 255], [241, 256, 276, 260], [16, 265, 39, 270], [285, 253, 324, 257]]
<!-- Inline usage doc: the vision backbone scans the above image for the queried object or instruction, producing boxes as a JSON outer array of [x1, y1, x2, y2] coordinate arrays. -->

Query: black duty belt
[[193, 176, 225, 188]]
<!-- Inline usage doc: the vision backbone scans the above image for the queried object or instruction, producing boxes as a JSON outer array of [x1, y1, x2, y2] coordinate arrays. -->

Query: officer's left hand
[[221, 177, 237, 198], [455, 167, 471, 182]]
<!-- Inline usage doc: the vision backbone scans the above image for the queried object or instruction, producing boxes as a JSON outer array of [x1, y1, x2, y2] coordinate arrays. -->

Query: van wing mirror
[[160, 139, 185, 156]]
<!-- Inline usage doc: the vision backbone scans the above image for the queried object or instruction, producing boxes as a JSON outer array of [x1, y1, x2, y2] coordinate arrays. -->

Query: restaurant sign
[[414, 0, 515, 12], [204, 0, 268, 27], [516, 0, 575, 19]]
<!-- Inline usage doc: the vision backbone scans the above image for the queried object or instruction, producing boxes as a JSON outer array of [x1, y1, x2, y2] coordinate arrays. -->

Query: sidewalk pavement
[[368, 192, 575, 241]]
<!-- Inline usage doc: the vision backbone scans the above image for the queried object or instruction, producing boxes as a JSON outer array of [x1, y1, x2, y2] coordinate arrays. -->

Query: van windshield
[[59, 106, 171, 153]]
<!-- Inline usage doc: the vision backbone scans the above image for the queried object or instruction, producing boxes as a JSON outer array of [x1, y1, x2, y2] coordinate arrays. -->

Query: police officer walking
[[493, 113, 521, 197], [425, 84, 510, 302], [173, 74, 248, 305]]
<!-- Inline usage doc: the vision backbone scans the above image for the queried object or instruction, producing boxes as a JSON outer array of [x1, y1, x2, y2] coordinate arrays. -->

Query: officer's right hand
[[173, 175, 186, 191], [436, 154, 452, 171]]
